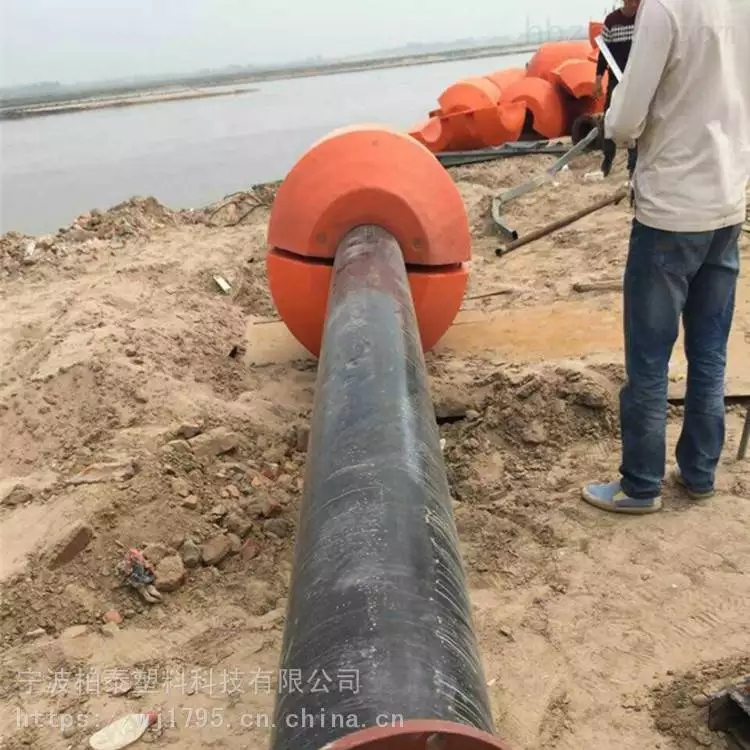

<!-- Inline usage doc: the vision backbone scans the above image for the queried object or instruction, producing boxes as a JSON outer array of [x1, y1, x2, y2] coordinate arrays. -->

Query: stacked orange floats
[[409, 23, 610, 153]]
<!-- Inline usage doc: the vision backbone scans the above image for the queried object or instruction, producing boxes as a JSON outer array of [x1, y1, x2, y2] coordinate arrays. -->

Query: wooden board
[[244, 301, 750, 400]]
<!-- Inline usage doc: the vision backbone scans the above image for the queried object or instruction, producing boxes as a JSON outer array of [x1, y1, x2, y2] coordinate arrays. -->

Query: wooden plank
[[244, 302, 750, 400]]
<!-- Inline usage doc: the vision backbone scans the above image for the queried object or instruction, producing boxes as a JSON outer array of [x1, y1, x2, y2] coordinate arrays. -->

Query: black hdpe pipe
[[269, 225, 509, 750]]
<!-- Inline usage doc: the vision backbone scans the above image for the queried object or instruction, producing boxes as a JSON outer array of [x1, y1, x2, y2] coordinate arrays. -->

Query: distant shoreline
[[0, 41, 551, 122], [0, 87, 256, 120]]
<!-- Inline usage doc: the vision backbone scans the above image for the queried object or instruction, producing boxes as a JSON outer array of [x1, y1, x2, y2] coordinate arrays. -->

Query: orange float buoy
[[552, 58, 598, 99], [502, 77, 567, 139], [484, 68, 526, 94], [432, 109, 481, 151], [409, 101, 526, 153], [525, 41, 594, 83], [438, 77, 501, 114], [479, 101, 527, 145], [408, 116, 453, 153], [266, 126, 470, 356]]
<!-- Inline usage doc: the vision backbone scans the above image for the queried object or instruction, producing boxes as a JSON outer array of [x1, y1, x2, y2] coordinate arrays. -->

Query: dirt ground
[[1, 147, 748, 750]]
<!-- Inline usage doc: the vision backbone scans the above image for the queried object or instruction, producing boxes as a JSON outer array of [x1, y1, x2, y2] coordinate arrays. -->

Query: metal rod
[[270, 225, 502, 750], [595, 35, 623, 82], [738, 407, 750, 461], [496, 187, 628, 256], [491, 125, 600, 213]]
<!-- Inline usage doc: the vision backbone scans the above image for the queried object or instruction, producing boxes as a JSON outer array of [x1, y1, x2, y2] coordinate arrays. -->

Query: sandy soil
[[0, 150, 748, 750]]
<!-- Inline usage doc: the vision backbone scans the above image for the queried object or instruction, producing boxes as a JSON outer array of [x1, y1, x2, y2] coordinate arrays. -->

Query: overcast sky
[[2, 0, 612, 86]]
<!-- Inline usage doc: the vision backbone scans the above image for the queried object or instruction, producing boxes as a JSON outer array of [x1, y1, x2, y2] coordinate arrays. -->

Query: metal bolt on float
[[265, 126, 511, 750]]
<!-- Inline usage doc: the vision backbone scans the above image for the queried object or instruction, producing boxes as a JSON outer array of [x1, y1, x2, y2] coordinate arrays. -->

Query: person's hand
[[593, 77, 603, 99]]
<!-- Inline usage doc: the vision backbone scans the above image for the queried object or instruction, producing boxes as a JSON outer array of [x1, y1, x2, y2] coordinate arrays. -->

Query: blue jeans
[[619, 220, 741, 499]]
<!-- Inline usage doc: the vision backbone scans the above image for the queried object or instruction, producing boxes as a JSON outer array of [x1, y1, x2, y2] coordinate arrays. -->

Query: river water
[[0, 53, 530, 235]]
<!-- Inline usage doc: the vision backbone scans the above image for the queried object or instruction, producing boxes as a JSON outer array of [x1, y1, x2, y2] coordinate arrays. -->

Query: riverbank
[[0, 41, 543, 121], [1, 149, 748, 750]]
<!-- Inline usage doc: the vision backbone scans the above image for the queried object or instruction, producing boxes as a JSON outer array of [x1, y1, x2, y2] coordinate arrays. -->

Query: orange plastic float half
[[481, 101, 527, 145], [266, 126, 471, 357], [438, 77, 501, 114], [552, 58, 598, 99], [429, 109, 483, 150], [485, 67, 526, 94], [408, 116, 453, 153], [408, 101, 526, 152], [502, 77, 567, 139], [525, 40, 594, 83]]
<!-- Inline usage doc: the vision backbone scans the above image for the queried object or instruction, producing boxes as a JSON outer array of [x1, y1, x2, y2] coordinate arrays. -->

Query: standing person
[[594, 0, 640, 177], [582, 0, 750, 514]]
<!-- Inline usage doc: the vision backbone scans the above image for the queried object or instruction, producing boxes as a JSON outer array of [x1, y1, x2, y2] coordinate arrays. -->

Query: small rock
[[62, 625, 89, 639], [263, 446, 286, 464], [177, 422, 202, 439], [576, 389, 608, 409], [277, 474, 293, 489], [109, 679, 133, 697], [691, 693, 710, 708], [240, 540, 260, 559], [160, 439, 193, 457], [223, 512, 253, 537], [294, 425, 310, 453], [264, 518, 291, 538], [67, 227, 95, 242], [225, 484, 241, 498], [692, 728, 714, 747], [521, 420, 547, 445], [49, 522, 93, 569], [142, 542, 171, 565], [466, 409, 481, 420], [208, 504, 227, 522], [102, 609, 123, 624], [189, 427, 240, 458], [100, 623, 120, 638], [62, 723, 77, 739], [202, 535, 232, 565], [653, 710, 671, 727], [1, 484, 33, 507], [180, 539, 201, 568], [434, 398, 468, 421], [247, 607, 285, 631], [182, 494, 199, 510], [67, 460, 137, 485], [227, 533, 242, 553], [171, 477, 191, 497], [23, 627, 47, 641], [261, 498, 282, 518], [155, 555, 186, 592]]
